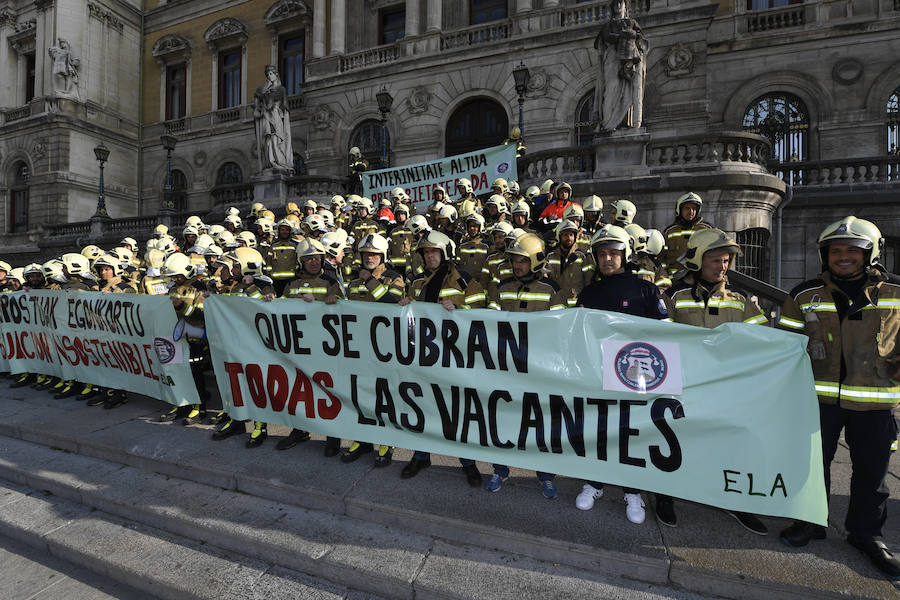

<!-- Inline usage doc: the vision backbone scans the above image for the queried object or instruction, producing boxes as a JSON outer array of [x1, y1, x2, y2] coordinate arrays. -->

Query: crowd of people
[[1, 177, 898, 578]]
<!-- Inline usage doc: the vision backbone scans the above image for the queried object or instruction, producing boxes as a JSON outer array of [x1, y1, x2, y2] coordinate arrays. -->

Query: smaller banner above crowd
[[362, 143, 518, 211], [0, 290, 199, 406], [205, 295, 827, 525]]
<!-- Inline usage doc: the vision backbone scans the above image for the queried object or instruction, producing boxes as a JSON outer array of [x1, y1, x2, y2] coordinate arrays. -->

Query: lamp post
[[512, 61, 530, 135], [160, 133, 177, 215], [92, 141, 110, 219], [376, 86, 393, 169]]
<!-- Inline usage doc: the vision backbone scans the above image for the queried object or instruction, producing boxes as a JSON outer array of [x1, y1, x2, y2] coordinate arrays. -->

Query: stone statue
[[593, 0, 648, 133], [253, 65, 294, 174], [48, 38, 81, 100]]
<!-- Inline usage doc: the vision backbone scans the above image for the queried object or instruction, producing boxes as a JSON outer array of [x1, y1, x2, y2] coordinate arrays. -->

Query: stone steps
[[0, 385, 898, 599]]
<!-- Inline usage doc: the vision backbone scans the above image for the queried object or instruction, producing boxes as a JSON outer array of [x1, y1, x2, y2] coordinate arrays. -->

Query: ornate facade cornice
[[88, 2, 125, 33], [203, 17, 248, 51]]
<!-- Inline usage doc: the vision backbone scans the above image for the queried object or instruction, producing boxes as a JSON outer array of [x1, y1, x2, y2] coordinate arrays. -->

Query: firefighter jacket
[[577, 267, 668, 320], [458, 235, 490, 282], [232, 277, 275, 300], [634, 254, 672, 290], [389, 227, 415, 272], [266, 237, 299, 282], [665, 272, 766, 328], [408, 262, 486, 309], [347, 262, 405, 303], [284, 269, 342, 301], [480, 250, 508, 288], [538, 199, 573, 222], [322, 260, 346, 297], [170, 277, 206, 330], [351, 217, 379, 242], [489, 273, 567, 312], [99, 276, 137, 294], [546, 246, 589, 307], [62, 276, 99, 292], [778, 268, 900, 411], [662, 219, 712, 275]]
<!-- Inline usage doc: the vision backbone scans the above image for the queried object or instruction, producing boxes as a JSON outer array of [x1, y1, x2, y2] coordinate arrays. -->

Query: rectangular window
[[747, 0, 802, 9], [165, 63, 186, 120], [471, 0, 507, 24], [279, 34, 304, 96], [219, 49, 241, 109], [25, 53, 36, 102], [10, 189, 28, 233], [380, 5, 406, 44]]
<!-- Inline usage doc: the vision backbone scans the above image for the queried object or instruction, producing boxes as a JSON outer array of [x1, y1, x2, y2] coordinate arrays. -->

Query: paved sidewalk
[[0, 381, 897, 599]]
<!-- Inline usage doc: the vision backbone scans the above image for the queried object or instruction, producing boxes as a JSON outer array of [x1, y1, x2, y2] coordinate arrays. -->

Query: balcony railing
[[747, 5, 805, 33], [339, 44, 404, 73], [647, 132, 771, 170], [3, 105, 31, 123], [440, 20, 510, 50], [211, 183, 253, 205], [521, 146, 596, 182], [45, 221, 92, 237], [286, 175, 349, 199], [777, 155, 900, 186]]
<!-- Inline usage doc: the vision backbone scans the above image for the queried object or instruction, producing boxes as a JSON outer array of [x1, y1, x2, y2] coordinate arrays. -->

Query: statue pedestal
[[251, 171, 290, 205], [593, 128, 650, 178]]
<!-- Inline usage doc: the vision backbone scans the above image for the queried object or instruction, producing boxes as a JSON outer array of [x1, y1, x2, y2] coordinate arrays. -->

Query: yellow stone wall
[[143, 0, 275, 124]]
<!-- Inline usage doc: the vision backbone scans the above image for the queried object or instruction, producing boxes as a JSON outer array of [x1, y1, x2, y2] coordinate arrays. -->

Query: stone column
[[406, 0, 420, 37], [312, 0, 326, 58], [330, 0, 345, 54], [426, 0, 441, 32], [515, 0, 533, 13]]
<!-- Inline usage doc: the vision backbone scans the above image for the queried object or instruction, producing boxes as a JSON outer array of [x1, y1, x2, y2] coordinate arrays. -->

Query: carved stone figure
[[593, 0, 648, 133], [253, 65, 294, 174], [48, 38, 81, 100]]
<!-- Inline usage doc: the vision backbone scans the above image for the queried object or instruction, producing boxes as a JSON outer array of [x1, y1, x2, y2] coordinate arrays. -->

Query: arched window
[[292, 152, 307, 175], [349, 120, 390, 169], [445, 98, 508, 157], [574, 92, 597, 147], [212, 162, 251, 205], [741, 93, 809, 164], [170, 169, 188, 212], [9, 162, 29, 233], [888, 85, 899, 155], [216, 162, 244, 185]]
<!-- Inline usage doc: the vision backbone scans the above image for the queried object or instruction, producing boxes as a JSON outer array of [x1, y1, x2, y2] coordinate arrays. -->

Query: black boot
[[779, 521, 826, 547]]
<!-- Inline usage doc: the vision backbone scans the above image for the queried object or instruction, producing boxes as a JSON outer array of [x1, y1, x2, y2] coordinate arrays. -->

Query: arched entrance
[[445, 98, 508, 156]]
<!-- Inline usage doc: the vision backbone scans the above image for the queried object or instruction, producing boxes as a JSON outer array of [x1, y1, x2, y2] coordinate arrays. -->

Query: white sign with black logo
[[601, 340, 683, 395]]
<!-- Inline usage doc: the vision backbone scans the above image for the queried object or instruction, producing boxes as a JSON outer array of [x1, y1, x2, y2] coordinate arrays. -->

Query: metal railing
[[776, 155, 900, 186], [747, 5, 804, 33], [647, 132, 771, 170]]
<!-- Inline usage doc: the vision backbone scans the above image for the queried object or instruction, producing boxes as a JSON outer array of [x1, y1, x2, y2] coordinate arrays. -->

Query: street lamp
[[92, 141, 110, 219], [376, 86, 393, 169], [512, 61, 530, 135], [160, 133, 177, 213]]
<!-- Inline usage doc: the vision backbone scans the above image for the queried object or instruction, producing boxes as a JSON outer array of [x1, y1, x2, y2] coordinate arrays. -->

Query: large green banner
[[206, 296, 827, 525], [0, 290, 199, 406]]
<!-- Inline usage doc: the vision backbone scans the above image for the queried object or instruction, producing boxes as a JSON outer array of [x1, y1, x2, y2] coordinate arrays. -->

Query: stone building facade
[[1, 0, 899, 291]]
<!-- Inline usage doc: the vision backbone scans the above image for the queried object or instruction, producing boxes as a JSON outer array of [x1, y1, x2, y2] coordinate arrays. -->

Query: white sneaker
[[575, 484, 603, 510], [624, 493, 645, 524]]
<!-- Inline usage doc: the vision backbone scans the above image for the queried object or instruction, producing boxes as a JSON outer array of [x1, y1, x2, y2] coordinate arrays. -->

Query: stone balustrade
[[646, 132, 771, 169], [521, 146, 596, 182], [746, 5, 805, 33], [440, 21, 510, 50], [286, 175, 349, 199], [339, 44, 404, 74], [777, 155, 900, 186]]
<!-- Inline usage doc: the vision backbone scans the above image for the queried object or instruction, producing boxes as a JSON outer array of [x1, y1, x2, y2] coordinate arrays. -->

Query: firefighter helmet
[[610, 200, 637, 225], [456, 178, 473, 195], [555, 219, 580, 242], [296, 238, 326, 263], [185, 215, 203, 229], [349, 146, 362, 159], [94, 253, 123, 277], [511, 199, 531, 217], [540, 179, 554, 194], [590, 225, 634, 262], [563, 203, 584, 222], [508, 180, 520, 197], [23, 263, 42, 276], [491, 178, 509, 196], [42, 260, 64, 281], [81, 245, 103, 263], [817, 216, 883, 266], [183, 225, 199, 238], [391, 187, 409, 203], [407, 215, 431, 236], [582, 195, 603, 213], [676, 192, 703, 215], [417, 230, 456, 261], [224, 214, 242, 229], [120, 237, 138, 251], [683, 228, 741, 271], [153, 224, 168, 238], [506, 233, 547, 274], [438, 204, 458, 224], [233, 247, 265, 277], [466, 212, 486, 231], [236, 231, 257, 248], [250, 202, 266, 217], [320, 231, 347, 259], [624, 223, 649, 254], [357, 233, 390, 259], [645, 229, 665, 256], [524, 186, 540, 203], [162, 253, 195, 279]]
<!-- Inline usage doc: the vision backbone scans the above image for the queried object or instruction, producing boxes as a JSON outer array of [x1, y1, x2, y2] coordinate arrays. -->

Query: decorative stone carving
[[0, 9, 17, 29], [194, 151, 207, 166], [151, 34, 192, 66], [88, 2, 124, 33], [263, 0, 311, 28], [32, 139, 47, 159], [48, 38, 81, 101], [832, 58, 863, 86], [405, 86, 432, 115], [526, 68, 551, 97], [311, 104, 336, 131], [665, 43, 693, 77], [9, 24, 37, 54], [592, 0, 647, 133], [253, 65, 295, 174], [204, 18, 248, 51]]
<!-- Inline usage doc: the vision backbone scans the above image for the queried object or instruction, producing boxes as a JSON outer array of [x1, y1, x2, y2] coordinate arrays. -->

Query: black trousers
[[820, 403, 897, 539], [188, 341, 211, 408]]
